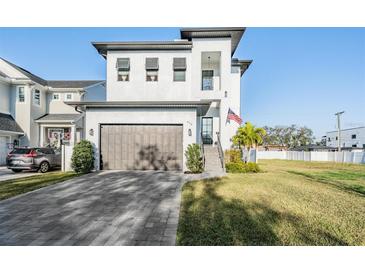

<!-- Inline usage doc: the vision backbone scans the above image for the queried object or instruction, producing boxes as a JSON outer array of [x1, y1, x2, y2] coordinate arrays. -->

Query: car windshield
[[11, 148, 32, 154]]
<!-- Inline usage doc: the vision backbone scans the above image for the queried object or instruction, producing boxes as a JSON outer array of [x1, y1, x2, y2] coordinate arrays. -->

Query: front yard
[[0, 172, 81, 201], [177, 160, 365, 245]]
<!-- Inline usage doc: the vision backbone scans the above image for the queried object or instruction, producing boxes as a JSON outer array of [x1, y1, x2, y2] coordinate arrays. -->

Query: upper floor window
[[328, 137, 331, 142], [65, 93, 73, 101], [351, 134, 356, 139], [352, 144, 357, 148], [33, 89, 40, 106], [146, 57, 159, 82], [52, 93, 60, 101], [117, 58, 130, 81], [202, 70, 214, 90], [17, 87, 25, 103], [173, 57, 186, 82], [201, 52, 221, 91]]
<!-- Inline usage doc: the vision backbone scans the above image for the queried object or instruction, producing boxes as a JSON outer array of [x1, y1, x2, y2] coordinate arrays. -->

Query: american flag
[[227, 108, 242, 125]]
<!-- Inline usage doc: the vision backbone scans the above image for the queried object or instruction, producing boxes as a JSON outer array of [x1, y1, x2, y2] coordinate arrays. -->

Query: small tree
[[71, 140, 94, 173], [232, 122, 267, 150], [185, 144, 203, 173]]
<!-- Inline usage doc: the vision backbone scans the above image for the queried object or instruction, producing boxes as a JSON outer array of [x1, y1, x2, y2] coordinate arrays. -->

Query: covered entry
[[100, 124, 183, 171]]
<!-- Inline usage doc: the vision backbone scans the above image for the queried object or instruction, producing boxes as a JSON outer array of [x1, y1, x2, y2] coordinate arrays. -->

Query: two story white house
[[326, 126, 365, 150], [0, 57, 105, 165], [67, 28, 252, 172]]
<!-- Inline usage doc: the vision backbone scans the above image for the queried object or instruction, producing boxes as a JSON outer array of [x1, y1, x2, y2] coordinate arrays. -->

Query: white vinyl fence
[[257, 151, 365, 164]]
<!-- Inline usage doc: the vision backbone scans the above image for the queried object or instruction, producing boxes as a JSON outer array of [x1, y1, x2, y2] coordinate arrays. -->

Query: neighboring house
[[67, 27, 252, 171], [326, 126, 365, 151], [0, 57, 105, 165]]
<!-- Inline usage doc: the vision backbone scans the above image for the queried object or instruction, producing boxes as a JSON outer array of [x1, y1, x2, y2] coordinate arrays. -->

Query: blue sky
[[0, 28, 364, 139]]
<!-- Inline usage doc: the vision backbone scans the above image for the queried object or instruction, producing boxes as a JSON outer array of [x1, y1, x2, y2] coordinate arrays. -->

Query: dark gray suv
[[6, 147, 61, 173]]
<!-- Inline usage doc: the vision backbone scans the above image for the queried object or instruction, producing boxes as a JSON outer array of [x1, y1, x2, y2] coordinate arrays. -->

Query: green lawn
[[177, 160, 365, 246], [0, 172, 81, 201]]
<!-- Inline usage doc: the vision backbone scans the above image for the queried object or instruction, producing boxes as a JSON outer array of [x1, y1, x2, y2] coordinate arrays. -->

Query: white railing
[[257, 151, 365, 164], [216, 132, 225, 171]]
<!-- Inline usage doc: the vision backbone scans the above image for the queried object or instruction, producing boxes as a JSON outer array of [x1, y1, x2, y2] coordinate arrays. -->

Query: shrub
[[225, 161, 260, 173], [71, 140, 94, 173], [225, 149, 242, 163], [185, 144, 203, 173]]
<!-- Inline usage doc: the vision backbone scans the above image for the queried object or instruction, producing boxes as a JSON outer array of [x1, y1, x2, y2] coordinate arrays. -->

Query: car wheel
[[39, 162, 50, 173], [11, 169, 22, 173]]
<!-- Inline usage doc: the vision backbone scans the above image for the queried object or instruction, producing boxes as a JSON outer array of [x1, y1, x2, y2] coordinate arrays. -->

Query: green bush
[[71, 140, 94, 173], [185, 144, 203, 173], [225, 161, 260, 173], [225, 149, 242, 163]]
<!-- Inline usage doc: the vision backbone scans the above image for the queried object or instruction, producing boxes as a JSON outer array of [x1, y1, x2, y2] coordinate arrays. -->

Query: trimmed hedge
[[225, 162, 260, 173], [225, 149, 242, 163], [71, 140, 94, 173]]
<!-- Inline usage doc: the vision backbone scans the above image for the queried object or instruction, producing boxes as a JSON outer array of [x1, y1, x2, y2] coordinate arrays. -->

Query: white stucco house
[[326, 126, 365, 150], [0, 57, 105, 165], [66, 27, 252, 172]]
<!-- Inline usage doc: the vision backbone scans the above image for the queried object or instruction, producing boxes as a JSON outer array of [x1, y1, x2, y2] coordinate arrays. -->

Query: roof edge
[[232, 59, 253, 76]]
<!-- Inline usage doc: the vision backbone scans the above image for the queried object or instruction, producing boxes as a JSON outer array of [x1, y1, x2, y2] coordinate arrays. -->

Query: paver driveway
[[0, 170, 184, 246]]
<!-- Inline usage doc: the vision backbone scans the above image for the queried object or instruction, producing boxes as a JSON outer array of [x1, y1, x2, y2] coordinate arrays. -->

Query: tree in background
[[262, 125, 314, 148]]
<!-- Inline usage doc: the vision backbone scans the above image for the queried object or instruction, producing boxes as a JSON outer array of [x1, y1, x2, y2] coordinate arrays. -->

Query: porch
[[35, 114, 84, 148]]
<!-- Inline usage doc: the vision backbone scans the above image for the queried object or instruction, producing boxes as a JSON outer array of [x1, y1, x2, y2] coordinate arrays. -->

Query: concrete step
[[203, 145, 224, 172]]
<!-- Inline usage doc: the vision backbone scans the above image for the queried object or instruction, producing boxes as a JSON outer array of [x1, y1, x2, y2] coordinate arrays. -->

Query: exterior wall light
[[89, 129, 94, 136], [188, 129, 192, 136]]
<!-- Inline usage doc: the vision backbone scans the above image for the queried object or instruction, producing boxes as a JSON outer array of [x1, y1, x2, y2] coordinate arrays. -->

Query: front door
[[202, 117, 213, 145]]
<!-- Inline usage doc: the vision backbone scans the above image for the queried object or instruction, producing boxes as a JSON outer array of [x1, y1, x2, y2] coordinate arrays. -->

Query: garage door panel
[[101, 124, 183, 171]]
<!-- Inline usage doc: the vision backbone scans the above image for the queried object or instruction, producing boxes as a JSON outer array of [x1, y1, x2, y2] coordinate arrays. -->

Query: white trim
[[0, 75, 11, 84], [35, 120, 75, 124], [0, 129, 24, 136]]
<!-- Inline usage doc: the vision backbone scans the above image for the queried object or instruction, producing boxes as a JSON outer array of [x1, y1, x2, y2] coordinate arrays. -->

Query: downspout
[[74, 105, 83, 114]]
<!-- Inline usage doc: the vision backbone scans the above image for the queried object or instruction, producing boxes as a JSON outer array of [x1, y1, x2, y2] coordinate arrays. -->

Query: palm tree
[[232, 122, 267, 150]]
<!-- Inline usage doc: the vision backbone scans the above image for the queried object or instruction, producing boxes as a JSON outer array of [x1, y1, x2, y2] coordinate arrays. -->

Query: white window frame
[[52, 93, 61, 101], [17, 86, 25, 103], [33, 89, 41, 106], [64, 93, 73, 101]]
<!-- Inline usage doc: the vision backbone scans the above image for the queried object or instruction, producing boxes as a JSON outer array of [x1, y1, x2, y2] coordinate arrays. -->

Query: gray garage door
[[100, 124, 183, 171]]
